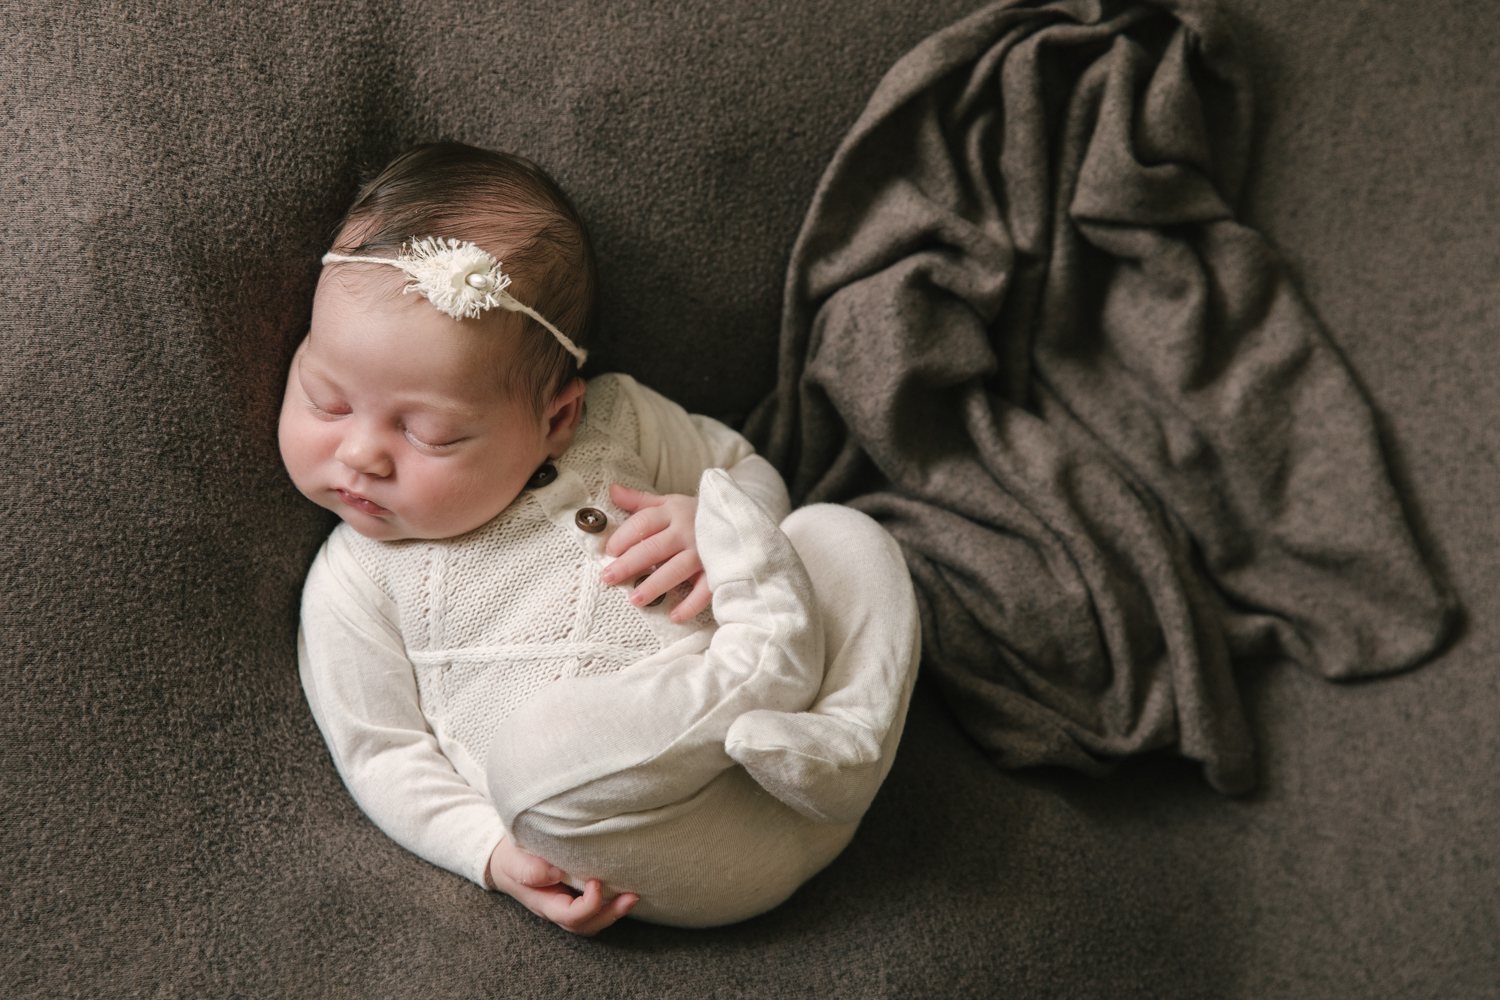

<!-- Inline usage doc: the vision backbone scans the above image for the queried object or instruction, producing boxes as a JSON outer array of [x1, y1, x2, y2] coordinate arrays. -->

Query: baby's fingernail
[[547, 867, 563, 882]]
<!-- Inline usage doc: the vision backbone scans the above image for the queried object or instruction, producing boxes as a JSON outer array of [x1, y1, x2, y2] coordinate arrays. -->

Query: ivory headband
[[322, 236, 588, 365]]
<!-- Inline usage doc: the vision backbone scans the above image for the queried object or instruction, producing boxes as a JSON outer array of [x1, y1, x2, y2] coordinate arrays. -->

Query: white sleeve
[[297, 532, 505, 889], [617, 375, 792, 522]]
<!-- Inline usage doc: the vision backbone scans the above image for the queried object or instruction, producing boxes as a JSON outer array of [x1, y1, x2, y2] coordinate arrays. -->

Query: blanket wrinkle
[[745, 0, 1454, 793]]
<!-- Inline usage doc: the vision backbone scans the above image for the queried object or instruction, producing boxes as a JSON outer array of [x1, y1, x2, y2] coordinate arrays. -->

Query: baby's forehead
[[315, 259, 408, 302]]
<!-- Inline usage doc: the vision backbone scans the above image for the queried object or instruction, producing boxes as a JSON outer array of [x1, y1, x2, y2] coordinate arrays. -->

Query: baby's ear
[[544, 377, 586, 453]]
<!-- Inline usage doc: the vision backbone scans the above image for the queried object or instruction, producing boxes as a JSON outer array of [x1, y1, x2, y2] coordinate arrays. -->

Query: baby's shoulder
[[582, 372, 650, 454], [582, 372, 640, 433], [584, 371, 697, 456]]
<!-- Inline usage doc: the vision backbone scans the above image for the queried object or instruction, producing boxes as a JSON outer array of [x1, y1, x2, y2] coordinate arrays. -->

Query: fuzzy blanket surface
[[748, 0, 1453, 793]]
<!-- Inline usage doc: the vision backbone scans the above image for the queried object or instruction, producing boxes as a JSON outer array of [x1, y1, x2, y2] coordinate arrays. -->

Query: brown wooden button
[[575, 507, 607, 533], [634, 576, 665, 607], [526, 463, 558, 489]]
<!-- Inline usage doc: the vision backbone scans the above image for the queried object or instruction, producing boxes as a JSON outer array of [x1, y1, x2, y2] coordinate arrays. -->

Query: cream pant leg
[[485, 470, 920, 927]]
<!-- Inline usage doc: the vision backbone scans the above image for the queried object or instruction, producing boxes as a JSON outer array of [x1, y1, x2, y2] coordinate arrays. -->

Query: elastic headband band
[[322, 237, 588, 365]]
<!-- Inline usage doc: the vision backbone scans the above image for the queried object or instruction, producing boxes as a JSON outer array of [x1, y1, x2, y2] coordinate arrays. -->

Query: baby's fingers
[[670, 571, 712, 623], [604, 505, 672, 560], [543, 880, 637, 936], [609, 483, 666, 515], [571, 889, 640, 936], [628, 550, 700, 608], [597, 892, 640, 928], [495, 838, 564, 888]]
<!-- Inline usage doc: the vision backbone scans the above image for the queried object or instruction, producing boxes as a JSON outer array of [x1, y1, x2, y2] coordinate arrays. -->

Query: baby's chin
[[326, 504, 405, 540], [339, 514, 415, 540]]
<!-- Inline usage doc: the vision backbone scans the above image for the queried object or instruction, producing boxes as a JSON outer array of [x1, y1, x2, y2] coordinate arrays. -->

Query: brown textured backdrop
[[3, 1, 1497, 997]]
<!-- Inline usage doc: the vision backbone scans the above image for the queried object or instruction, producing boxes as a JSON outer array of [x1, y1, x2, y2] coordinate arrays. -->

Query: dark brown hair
[[329, 142, 596, 414]]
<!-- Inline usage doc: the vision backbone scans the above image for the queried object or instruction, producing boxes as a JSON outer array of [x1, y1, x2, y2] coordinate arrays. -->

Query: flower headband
[[321, 237, 588, 365]]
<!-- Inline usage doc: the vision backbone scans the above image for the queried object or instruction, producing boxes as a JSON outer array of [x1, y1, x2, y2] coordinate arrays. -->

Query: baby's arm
[[600, 376, 792, 620], [300, 534, 635, 933]]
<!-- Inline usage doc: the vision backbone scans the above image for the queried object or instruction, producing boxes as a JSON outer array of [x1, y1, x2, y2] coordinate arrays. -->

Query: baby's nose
[[334, 431, 394, 478]]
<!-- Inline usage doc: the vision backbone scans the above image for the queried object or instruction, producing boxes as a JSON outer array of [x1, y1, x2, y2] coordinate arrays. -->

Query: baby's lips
[[336, 488, 392, 516]]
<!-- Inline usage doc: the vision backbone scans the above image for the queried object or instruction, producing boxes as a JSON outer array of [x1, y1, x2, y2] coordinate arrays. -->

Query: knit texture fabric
[[746, 0, 1453, 794]]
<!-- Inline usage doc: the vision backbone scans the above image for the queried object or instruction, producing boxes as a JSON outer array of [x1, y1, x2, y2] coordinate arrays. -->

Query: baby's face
[[279, 270, 568, 540]]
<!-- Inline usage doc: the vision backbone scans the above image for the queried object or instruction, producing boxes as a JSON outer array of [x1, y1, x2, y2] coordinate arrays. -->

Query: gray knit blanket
[[747, 0, 1453, 792]]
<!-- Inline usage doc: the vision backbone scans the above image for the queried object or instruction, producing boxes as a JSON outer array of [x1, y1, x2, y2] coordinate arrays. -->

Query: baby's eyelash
[[305, 396, 347, 417], [404, 428, 463, 452]]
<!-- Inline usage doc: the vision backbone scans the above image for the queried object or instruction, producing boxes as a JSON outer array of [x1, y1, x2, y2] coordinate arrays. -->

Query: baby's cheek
[[393, 462, 463, 528], [417, 461, 520, 536], [277, 410, 330, 491]]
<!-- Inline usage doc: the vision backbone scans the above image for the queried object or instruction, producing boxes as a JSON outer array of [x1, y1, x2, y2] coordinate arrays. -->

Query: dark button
[[526, 463, 558, 489], [575, 507, 607, 533], [634, 576, 666, 607]]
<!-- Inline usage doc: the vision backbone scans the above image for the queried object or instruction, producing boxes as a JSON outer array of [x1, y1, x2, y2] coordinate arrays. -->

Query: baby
[[281, 142, 920, 932]]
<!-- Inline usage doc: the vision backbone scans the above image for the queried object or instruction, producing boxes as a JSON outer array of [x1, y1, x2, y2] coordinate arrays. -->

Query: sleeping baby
[[281, 142, 920, 932]]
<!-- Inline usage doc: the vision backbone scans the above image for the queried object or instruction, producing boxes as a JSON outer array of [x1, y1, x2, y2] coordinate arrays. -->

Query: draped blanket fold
[[746, 0, 1454, 793]]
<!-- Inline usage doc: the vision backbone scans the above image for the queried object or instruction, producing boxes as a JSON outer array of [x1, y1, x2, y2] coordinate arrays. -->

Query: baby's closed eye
[[403, 426, 466, 452], [304, 394, 350, 418]]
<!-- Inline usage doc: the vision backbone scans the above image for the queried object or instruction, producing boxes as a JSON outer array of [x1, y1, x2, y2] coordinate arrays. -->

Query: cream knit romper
[[298, 374, 920, 926]]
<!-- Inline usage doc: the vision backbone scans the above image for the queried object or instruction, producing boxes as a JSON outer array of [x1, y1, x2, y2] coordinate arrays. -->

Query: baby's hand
[[487, 837, 637, 936], [602, 484, 711, 622]]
